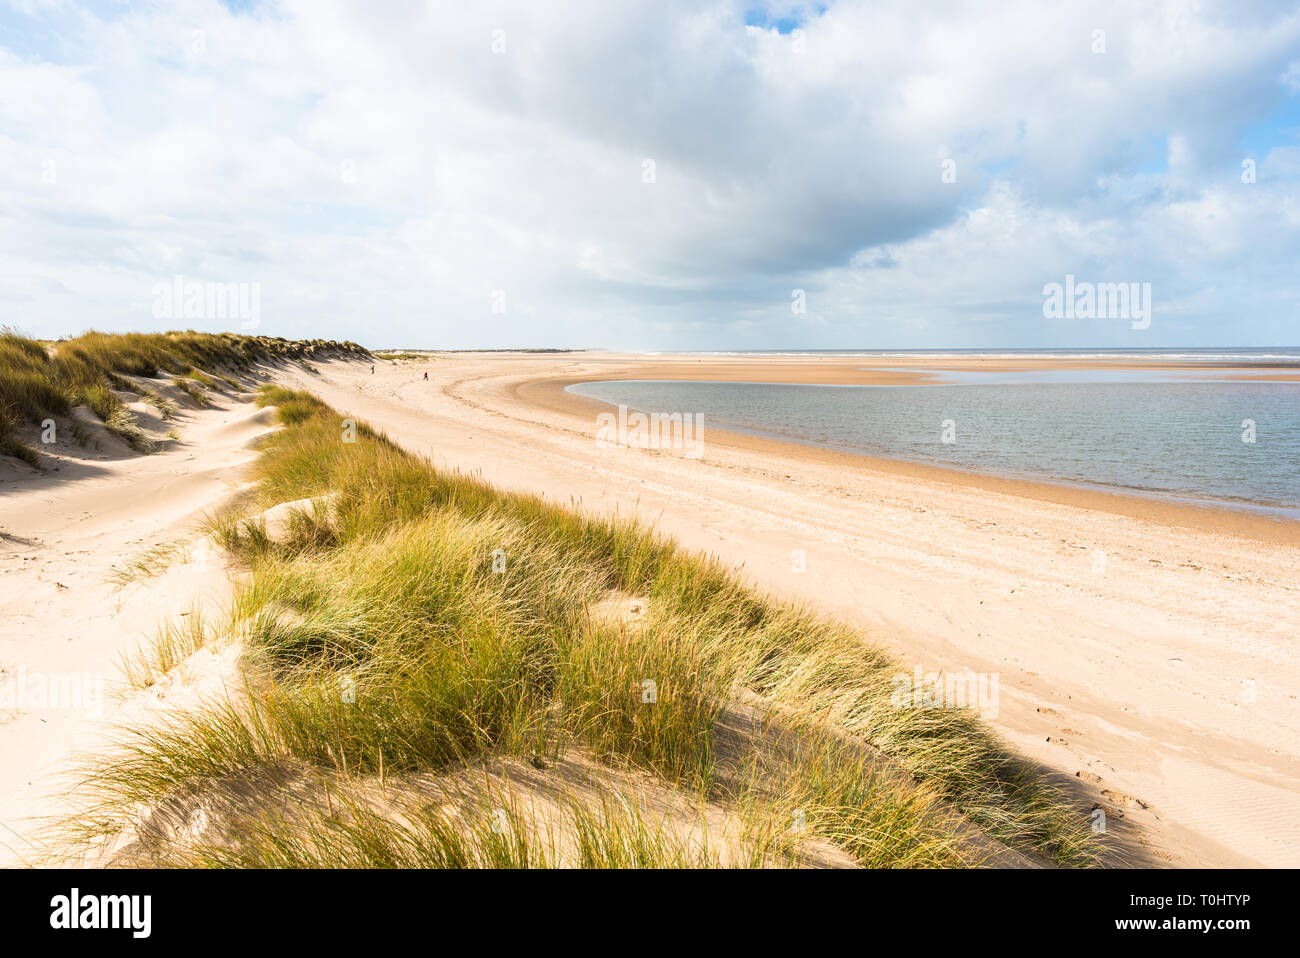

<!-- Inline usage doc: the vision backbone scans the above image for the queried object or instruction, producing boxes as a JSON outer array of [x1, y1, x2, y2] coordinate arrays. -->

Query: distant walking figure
[[423, 371, 428, 381], [371, 365, 375, 374]]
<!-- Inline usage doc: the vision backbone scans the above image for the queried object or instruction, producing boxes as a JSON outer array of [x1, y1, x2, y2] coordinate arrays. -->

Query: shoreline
[[512, 362, 1300, 547]]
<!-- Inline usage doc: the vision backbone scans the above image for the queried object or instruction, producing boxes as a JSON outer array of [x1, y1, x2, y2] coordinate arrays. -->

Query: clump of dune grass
[[65, 385, 1102, 869], [78, 383, 155, 451], [104, 407, 156, 453], [81, 382, 118, 421], [108, 539, 193, 587], [372, 351, 433, 362], [172, 378, 208, 407], [133, 777, 748, 869], [0, 330, 70, 422], [0, 416, 41, 467], [119, 607, 223, 691], [185, 367, 223, 392], [141, 390, 178, 420]]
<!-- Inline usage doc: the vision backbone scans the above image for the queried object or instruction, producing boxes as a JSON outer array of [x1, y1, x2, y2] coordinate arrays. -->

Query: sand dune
[[0, 386, 265, 865]]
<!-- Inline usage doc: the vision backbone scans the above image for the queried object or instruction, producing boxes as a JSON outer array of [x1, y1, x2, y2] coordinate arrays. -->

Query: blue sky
[[1, 0, 1298, 349]]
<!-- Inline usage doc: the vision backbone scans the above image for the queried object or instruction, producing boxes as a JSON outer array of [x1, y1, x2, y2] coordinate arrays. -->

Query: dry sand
[[0, 384, 270, 865], [1, 351, 1296, 868]]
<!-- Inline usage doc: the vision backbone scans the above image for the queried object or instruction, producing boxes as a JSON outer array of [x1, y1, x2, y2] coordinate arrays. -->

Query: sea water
[[568, 368, 1300, 514]]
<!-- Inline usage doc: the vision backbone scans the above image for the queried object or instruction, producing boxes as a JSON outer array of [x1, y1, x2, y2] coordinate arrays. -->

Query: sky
[[1, 0, 1298, 350]]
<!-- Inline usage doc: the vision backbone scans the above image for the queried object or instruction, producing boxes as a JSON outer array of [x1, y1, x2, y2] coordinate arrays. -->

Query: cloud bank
[[2, 0, 1298, 348]]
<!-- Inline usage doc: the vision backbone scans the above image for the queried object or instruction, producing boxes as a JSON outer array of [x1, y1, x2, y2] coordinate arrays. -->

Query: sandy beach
[[2, 349, 1297, 868], [281, 351, 1300, 867]]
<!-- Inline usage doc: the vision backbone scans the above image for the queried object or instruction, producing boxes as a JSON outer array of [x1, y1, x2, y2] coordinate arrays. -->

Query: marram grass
[[69, 385, 1103, 869], [0, 328, 368, 466]]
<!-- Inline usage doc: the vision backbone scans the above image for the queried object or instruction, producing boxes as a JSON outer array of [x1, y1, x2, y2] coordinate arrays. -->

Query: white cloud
[[0, 0, 1297, 347]]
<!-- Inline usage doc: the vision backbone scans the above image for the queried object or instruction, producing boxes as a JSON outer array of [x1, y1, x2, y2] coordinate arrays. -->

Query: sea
[[567, 349, 1300, 515]]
